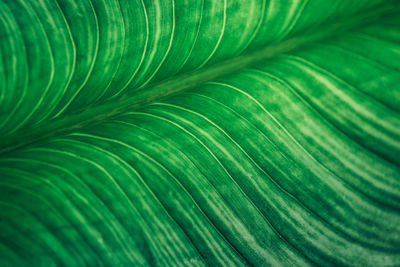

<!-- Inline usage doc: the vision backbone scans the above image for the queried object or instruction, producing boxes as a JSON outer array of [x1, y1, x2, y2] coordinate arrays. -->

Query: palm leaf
[[0, 0, 399, 266]]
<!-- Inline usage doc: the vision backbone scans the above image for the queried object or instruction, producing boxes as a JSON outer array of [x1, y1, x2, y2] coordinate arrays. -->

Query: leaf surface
[[0, 1, 399, 266]]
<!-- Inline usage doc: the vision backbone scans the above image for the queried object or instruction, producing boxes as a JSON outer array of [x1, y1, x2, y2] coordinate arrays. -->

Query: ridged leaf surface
[[0, 0, 399, 266]]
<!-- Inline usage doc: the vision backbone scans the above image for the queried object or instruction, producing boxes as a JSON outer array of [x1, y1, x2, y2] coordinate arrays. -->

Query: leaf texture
[[0, 0, 399, 266]]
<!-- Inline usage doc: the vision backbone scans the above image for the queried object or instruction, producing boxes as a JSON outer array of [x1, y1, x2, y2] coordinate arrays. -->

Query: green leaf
[[0, 1, 399, 266]]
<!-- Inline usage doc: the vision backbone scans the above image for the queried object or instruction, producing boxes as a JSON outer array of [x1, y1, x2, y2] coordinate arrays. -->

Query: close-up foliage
[[0, 0, 399, 266]]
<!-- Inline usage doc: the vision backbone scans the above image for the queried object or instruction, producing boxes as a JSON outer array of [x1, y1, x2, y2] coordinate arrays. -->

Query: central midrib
[[0, 3, 398, 155]]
